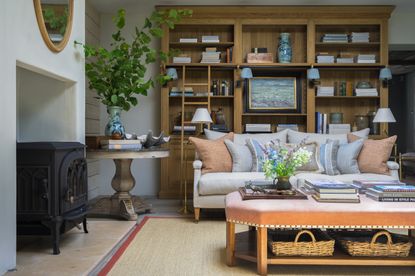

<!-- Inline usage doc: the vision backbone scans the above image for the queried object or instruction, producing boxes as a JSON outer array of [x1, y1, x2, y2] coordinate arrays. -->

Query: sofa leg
[[194, 208, 200, 223]]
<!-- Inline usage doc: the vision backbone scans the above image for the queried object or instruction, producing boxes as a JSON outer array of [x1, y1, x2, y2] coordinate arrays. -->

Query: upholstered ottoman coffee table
[[225, 191, 415, 275]]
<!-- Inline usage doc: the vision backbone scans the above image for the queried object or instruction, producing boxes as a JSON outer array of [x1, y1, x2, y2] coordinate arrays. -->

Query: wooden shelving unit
[[158, 5, 394, 199]]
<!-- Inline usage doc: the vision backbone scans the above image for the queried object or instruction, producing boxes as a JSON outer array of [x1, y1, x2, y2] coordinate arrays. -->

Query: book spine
[[369, 191, 415, 197], [102, 144, 141, 150], [374, 196, 415, 202]]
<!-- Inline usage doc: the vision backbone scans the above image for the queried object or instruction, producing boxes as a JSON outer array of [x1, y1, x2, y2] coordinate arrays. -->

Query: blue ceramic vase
[[105, 106, 125, 138], [278, 32, 292, 63]]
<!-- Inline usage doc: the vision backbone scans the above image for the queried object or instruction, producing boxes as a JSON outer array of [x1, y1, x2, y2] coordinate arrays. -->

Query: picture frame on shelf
[[244, 76, 301, 113]]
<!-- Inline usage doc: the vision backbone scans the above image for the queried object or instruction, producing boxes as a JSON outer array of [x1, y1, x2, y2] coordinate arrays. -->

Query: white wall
[[0, 0, 85, 273], [97, 3, 161, 196], [390, 11, 415, 45]]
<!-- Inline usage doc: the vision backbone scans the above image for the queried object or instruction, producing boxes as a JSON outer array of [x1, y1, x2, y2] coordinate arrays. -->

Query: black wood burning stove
[[17, 142, 88, 254]]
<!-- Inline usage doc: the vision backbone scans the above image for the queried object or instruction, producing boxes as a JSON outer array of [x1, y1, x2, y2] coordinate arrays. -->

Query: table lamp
[[166, 67, 178, 80], [241, 68, 253, 79], [191, 107, 213, 133], [373, 107, 396, 136]]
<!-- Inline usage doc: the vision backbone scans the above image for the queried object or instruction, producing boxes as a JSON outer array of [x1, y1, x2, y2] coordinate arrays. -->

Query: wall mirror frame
[[33, 0, 74, 53]]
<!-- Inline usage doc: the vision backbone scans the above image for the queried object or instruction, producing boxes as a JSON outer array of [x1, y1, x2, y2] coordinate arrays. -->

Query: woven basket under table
[[330, 230, 413, 257], [268, 229, 335, 256]]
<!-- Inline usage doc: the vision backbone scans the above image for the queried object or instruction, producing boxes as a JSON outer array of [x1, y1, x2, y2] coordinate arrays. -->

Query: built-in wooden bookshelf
[[158, 5, 394, 199]]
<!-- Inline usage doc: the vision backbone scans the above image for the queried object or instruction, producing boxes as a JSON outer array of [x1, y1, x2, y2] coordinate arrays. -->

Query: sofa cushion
[[348, 135, 397, 175], [189, 133, 234, 174], [293, 172, 398, 190], [287, 128, 370, 146], [246, 138, 265, 172], [337, 138, 364, 174], [198, 172, 266, 195], [320, 139, 340, 175], [224, 139, 253, 172]]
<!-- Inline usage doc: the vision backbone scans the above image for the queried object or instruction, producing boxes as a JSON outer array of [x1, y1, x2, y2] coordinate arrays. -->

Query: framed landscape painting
[[245, 77, 301, 113]]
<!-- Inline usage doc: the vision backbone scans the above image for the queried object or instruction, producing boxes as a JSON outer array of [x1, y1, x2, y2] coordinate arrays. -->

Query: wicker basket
[[268, 229, 335, 256], [330, 230, 413, 257]]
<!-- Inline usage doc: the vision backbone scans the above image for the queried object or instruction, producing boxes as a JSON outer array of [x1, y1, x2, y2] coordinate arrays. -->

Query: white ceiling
[[88, 0, 415, 14]]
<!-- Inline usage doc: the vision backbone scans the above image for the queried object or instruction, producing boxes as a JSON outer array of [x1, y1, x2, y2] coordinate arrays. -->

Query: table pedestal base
[[88, 195, 151, 221]]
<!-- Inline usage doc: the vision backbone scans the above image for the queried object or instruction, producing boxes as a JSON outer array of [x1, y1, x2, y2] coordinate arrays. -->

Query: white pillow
[[224, 139, 253, 172], [287, 128, 370, 146]]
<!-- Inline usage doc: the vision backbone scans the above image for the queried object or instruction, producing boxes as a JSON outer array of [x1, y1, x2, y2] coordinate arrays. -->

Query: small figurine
[[139, 130, 171, 148]]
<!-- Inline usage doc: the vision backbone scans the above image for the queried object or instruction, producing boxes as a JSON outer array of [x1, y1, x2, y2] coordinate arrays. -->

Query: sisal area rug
[[99, 217, 415, 276]]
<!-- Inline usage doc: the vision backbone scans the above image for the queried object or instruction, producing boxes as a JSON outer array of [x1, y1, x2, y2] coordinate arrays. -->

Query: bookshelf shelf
[[314, 63, 383, 67], [315, 96, 380, 99], [165, 63, 237, 67], [169, 42, 234, 47], [240, 63, 310, 67], [315, 42, 380, 47], [242, 113, 308, 117]]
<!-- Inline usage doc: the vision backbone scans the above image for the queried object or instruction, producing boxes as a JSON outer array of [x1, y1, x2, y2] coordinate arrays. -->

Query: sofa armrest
[[193, 160, 203, 207], [387, 161, 399, 170], [387, 161, 400, 180], [193, 160, 202, 170]]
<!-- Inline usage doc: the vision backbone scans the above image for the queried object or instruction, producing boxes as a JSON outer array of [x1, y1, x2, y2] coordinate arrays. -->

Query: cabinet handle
[[41, 179, 48, 200]]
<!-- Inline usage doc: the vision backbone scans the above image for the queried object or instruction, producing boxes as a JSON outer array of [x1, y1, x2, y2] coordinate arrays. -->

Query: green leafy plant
[[75, 8, 192, 111], [43, 7, 68, 36]]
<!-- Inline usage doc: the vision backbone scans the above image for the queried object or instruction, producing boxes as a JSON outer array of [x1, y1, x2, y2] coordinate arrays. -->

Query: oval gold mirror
[[33, 0, 74, 53]]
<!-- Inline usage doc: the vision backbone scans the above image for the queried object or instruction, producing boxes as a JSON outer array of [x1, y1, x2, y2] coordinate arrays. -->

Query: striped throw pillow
[[319, 139, 340, 175]]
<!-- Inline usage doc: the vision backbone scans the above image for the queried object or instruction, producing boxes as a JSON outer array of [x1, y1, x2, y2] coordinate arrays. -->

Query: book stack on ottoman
[[366, 185, 415, 202], [304, 180, 360, 203]]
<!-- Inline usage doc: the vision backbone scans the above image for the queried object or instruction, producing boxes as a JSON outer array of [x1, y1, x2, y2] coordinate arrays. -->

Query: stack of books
[[328, 124, 351, 134], [315, 112, 328, 134], [100, 139, 142, 150], [321, 33, 349, 43], [173, 55, 191, 63], [351, 32, 370, 43], [276, 124, 299, 132], [317, 86, 335, 96], [169, 87, 194, 97], [304, 180, 360, 203], [316, 54, 335, 64], [357, 54, 376, 63], [336, 57, 354, 63], [245, 124, 271, 133], [352, 180, 403, 194], [172, 125, 196, 134], [179, 38, 197, 43], [366, 185, 415, 202], [202, 35, 219, 43], [201, 47, 221, 63], [355, 88, 378, 96]]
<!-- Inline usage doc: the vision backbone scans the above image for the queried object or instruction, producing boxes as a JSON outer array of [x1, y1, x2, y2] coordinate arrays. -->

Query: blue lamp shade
[[379, 68, 392, 81], [307, 68, 320, 80], [241, 68, 253, 79], [166, 68, 178, 80]]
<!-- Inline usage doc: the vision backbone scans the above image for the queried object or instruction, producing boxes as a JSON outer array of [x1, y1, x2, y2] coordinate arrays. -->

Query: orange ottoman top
[[225, 191, 415, 229]]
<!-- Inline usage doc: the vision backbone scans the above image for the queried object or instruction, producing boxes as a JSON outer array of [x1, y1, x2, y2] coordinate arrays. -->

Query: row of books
[[328, 124, 351, 134], [316, 86, 378, 97], [317, 86, 334, 96], [316, 55, 377, 64], [179, 35, 220, 43], [304, 180, 360, 203], [244, 124, 299, 133], [320, 32, 370, 43], [366, 185, 415, 202], [355, 88, 378, 96], [172, 125, 196, 134], [315, 112, 328, 134], [201, 47, 221, 63], [100, 139, 142, 150]]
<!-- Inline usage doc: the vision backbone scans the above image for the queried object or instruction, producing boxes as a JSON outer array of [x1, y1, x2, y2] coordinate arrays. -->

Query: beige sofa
[[192, 129, 400, 221]]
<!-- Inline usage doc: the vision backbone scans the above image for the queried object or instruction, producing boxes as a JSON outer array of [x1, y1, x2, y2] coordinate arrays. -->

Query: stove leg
[[83, 216, 88, 233], [51, 218, 63, 255]]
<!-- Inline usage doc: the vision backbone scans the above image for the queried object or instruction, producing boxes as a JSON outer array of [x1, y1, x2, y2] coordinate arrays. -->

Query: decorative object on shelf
[[105, 106, 126, 139], [262, 140, 312, 190], [34, 0, 74, 52], [373, 107, 396, 136], [356, 81, 372, 89], [76, 8, 191, 132], [367, 110, 380, 135], [214, 107, 226, 125], [355, 115, 369, 131], [247, 53, 274, 63], [241, 67, 253, 79], [246, 76, 301, 113], [278, 32, 292, 63], [191, 108, 213, 133], [307, 66, 320, 85], [140, 130, 170, 148], [329, 112, 343, 124], [166, 68, 178, 80]]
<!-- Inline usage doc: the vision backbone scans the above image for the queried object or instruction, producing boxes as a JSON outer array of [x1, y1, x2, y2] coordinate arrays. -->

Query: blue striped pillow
[[319, 139, 340, 175], [246, 138, 266, 172]]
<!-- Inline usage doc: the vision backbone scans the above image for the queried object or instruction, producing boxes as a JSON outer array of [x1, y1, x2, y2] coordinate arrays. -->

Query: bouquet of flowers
[[262, 140, 312, 181]]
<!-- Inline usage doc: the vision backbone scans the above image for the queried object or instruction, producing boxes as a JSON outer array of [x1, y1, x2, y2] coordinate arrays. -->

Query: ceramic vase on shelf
[[105, 106, 125, 139], [278, 32, 292, 63], [274, 175, 292, 191]]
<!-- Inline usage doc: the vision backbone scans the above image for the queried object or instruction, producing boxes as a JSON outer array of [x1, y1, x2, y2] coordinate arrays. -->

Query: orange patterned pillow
[[348, 134, 397, 174], [189, 133, 234, 174]]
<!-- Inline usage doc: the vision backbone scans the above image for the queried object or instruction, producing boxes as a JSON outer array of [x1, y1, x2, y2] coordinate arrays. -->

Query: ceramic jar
[[355, 115, 369, 131], [278, 32, 292, 63], [105, 106, 125, 139]]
